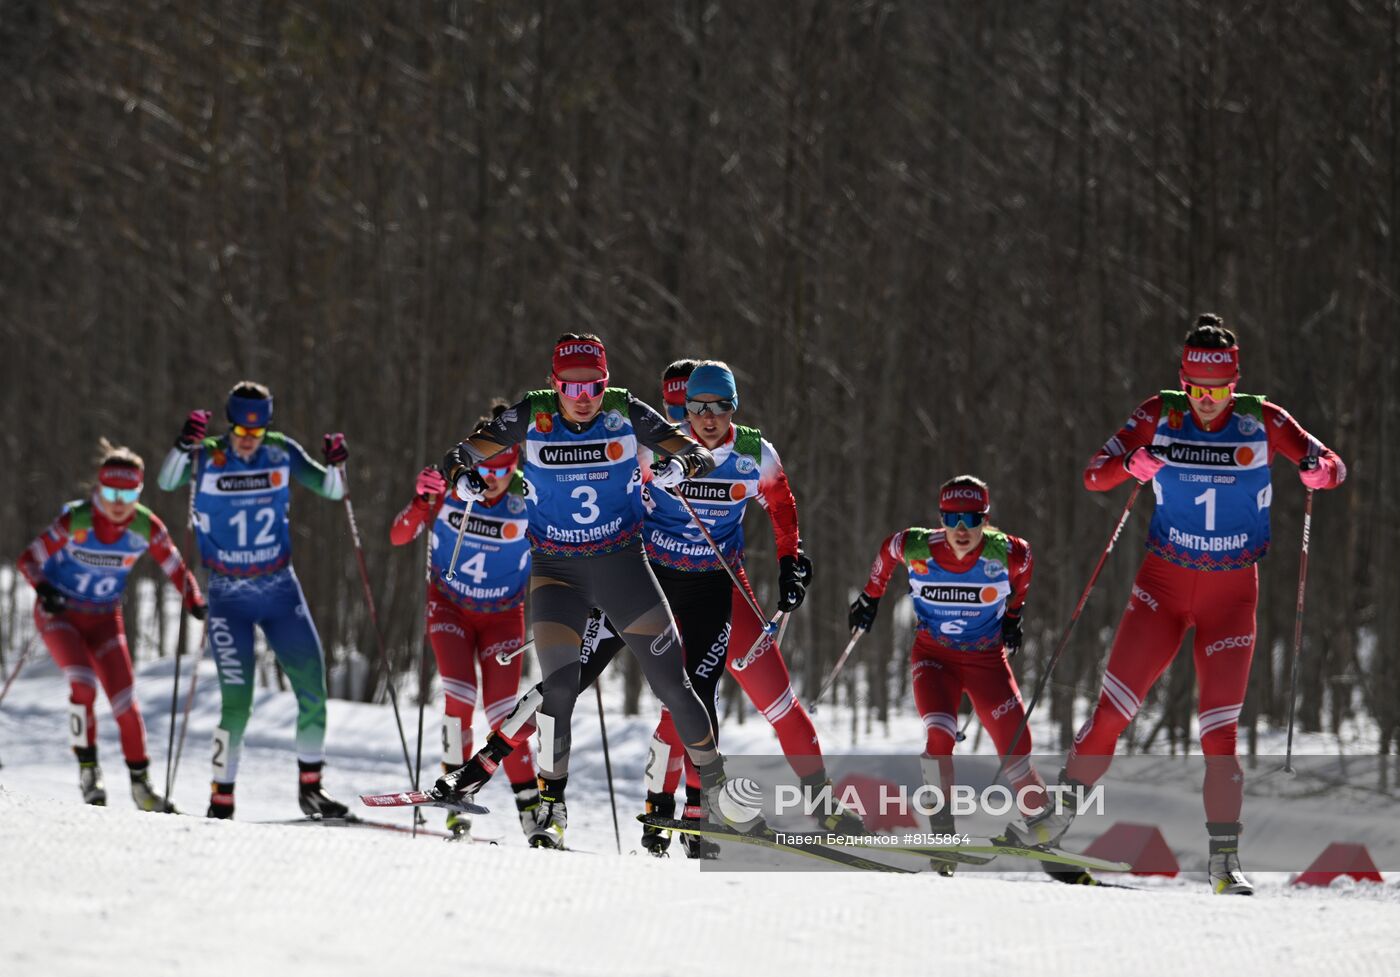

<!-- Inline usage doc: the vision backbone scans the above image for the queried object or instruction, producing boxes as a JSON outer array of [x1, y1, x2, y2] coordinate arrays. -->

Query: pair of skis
[[359, 789, 1127, 878], [637, 814, 1129, 876]]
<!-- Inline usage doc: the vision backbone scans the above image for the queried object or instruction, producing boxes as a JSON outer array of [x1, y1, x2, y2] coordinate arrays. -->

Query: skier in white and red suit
[[1006, 313, 1346, 895]]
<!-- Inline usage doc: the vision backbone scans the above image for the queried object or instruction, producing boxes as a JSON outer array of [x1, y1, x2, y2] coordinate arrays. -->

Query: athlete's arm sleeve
[[157, 446, 193, 490], [287, 436, 346, 500], [756, 439, 801, 561], [453, 397, 532, 465], [18, 511, 71, 588], [1007, 536, 1032, 614], [862, 531, 906, 599], [628, 396, 685, 450], [1263, 402, 1348, 488], [145, 513, 204, 608], [390, 495, 440, 546], [1084, 396, 1162, 491]]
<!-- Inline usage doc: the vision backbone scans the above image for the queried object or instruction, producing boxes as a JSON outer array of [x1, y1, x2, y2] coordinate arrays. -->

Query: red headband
[[98, 465, 144, 490], [939, 484, 989, 513], [1181, 344, 1240, 382], [662, 376, 689, 407], [480, 444, 520, 471], [552, 339, 608, 378]]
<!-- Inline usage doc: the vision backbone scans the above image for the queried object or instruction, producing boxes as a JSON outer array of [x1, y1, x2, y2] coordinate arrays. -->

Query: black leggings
[[529, 544, 718, 778]]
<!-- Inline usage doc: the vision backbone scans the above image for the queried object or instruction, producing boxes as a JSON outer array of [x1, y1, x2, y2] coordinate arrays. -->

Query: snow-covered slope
[[2, 655, 1398, 977]]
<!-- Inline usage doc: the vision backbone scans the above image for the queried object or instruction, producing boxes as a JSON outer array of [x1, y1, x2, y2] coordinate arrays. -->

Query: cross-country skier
[[427, 360, 852, 856], [389, 403, 538, 839], [1005, 314, 1347, 895], [436, 334, 763, 847], [850, 475, 1047, 863], [639, 359, 856, 857], [157, 381, 352, 820], [18, 440, 205, 812]]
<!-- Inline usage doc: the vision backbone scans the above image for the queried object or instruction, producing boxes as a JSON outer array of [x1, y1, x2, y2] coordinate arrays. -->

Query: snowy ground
[[2, 649, 1398, 977]]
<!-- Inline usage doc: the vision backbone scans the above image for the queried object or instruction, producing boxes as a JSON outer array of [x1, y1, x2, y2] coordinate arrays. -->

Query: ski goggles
[[552, 375, 608, 399], [686, 398, 736, 416], [940, 510, 986, 530], [476, 464, 513, 479], [1181, 380, 1235, 402], [232, 424, 268, 438], [99, 485, 142, 504]]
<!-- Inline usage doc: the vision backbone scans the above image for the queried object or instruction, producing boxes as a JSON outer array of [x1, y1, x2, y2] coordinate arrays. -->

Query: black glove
[[792, 550, 814, 586], [190, 600, 209, 621], [777, 556, 806, 612], [36, 581, 67, 615], [848, 592, 879, 632], [1001, 611, 1023, 655], [440, 445, 479, 488], [672, 442, 716, 478]]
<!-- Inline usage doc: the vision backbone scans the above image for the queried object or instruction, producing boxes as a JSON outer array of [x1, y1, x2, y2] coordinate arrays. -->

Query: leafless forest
[[3, 1, 1396, 756]]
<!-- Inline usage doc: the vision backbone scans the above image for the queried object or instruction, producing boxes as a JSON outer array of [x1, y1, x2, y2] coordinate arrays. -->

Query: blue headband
[[227, 393, 273, 428], [686, 364, 738, 409]]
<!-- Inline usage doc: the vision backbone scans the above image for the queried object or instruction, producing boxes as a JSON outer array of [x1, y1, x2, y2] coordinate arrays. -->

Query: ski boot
[[926, 806, 960, 878], [679, 789, 720, 860], [434, 736, 509, 802], [76, 747, 106, 807], [800, 773, 867, 835], [640, 790, 675, 857], [512, 781, 541, 840], [207, 781, 236, 819], [297, 760, 349, 818], [698, 760, 766, 836], [528, 776, 567, 849], [128, 760, 177, 813], [1001, 768, 1085, 849], [445, 809, 472, 840], [1208, 821, 1254, 896]]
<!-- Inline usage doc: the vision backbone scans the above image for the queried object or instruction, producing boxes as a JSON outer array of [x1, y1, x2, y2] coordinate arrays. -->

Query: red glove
[[322, 433, 349, 465], [415, 466, 447, 500], [1124, 445, 1166, 482], [1298, 456, 1330, 490]]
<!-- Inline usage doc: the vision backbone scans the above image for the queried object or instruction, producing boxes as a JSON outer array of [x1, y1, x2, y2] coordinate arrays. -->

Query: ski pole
[[732, 611, 786, 671], [169, 617, 207, 790], [955, 645, 1015, 742], [443, 481, 472, 581], [164, 459, 198, 804], [0, 634, 38, 711], [1283, 489, 1315, 775], [0, 634, 40, 769], [810, 628, 865, 714], [411, 521, 434, 835], [496, 639, 536, 666], [997, 482, 1142, 776], [669, 487, 775, 636], [594, 682, 622, 854], [340, 465, 418, 786]]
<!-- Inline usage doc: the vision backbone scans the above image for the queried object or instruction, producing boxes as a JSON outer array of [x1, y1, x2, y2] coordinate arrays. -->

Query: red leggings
[[912, 632, 1045, 813], [426, 590, 534, 786], [1066, 553, 1258, 822], [36, 604, 147, 764], [653, 565, 824, 793]]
